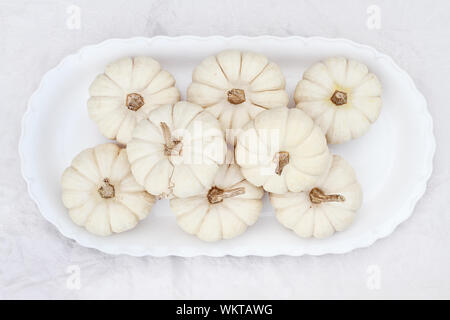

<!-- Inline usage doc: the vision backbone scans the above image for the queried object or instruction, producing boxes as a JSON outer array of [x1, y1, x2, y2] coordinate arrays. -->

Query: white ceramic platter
[[19, 36, 434, 257]]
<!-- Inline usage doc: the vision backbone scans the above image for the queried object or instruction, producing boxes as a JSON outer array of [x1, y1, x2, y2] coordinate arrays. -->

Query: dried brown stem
[[227, 88, 246, 104], [330, 90, 347, 106], [98, 178, 115, 199], [160, 122, 182, 156], [274, 151, 289, 175], [207, 186, 245, 204], [126, 93, 145, 111], [309, 187, 345, 204]]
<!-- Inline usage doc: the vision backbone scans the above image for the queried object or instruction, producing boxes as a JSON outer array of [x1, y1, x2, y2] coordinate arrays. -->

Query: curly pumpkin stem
[[227, 88, 246, 104], [98, 178, 115, 199], [126, 93, 145, 111], [330, 90, 347, 106], [207, 186, 245, 204], [309, 187, 345, 204], [274, 151, 289, 175], [160, 122, 182, 156]]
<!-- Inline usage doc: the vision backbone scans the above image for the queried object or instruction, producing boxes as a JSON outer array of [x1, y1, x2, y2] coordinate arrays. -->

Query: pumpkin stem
[[309, 187, 345, 204], [227, 88, 246, 104], [98, 178, 115, 199], [330, 90, 347, 106], [274, 151, 289, 175], [126, 93, 145, 111], [160, 122, 182, 156], [207, 186, 245, 204]]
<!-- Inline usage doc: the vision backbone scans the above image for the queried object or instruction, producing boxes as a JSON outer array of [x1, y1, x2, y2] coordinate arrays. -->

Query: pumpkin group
[[61, 52, 373, 240]]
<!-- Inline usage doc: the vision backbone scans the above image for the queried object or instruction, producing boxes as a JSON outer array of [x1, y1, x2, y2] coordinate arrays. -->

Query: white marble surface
[[1, 0, 449, 299]]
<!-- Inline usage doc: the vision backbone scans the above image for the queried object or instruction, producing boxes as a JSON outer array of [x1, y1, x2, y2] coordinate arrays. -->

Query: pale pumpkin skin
[[61, 144, 155, 236], [88, 56, 180, 145], [126, 101, 226, 199], [270, 155, 362, 239], [170, 164, 264, 242], [235, 107, 331, 194], [294, 57, 382, 144], [187, 50, 289, 133]]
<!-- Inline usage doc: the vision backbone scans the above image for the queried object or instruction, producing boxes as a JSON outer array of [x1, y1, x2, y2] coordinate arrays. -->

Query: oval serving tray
[[19, 36, 435, 256]]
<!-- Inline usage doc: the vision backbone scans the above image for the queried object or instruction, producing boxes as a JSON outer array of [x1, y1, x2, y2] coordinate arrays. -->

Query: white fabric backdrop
[[1, 0, 449, 299]]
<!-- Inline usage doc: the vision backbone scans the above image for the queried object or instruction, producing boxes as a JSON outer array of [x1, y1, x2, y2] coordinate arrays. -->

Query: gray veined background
[[1, 0, 449, 299]]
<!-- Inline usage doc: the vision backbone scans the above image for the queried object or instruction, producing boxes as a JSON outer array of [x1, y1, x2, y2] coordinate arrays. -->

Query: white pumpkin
[[61, 143, 155, 236], [126, 101, 226, 198], [270, 155, 362, 239], [294, 57, 382, 144], [170, 164, 264, 241], [88, 56, 180, 145], [187, 50, 289, 135], [235, 107, 331, 194]]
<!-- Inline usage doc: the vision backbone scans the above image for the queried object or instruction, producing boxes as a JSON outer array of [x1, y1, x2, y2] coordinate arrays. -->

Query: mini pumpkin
[[187, 50, 289, 134], [294, 57, 382, 144], [235, 107, 331, 194], [61, 143, 155, 236], [270, 155, 362, 239], [126, 101, 226, 198], [88, 56, 180, 145], [170, 164, 264, 241]]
